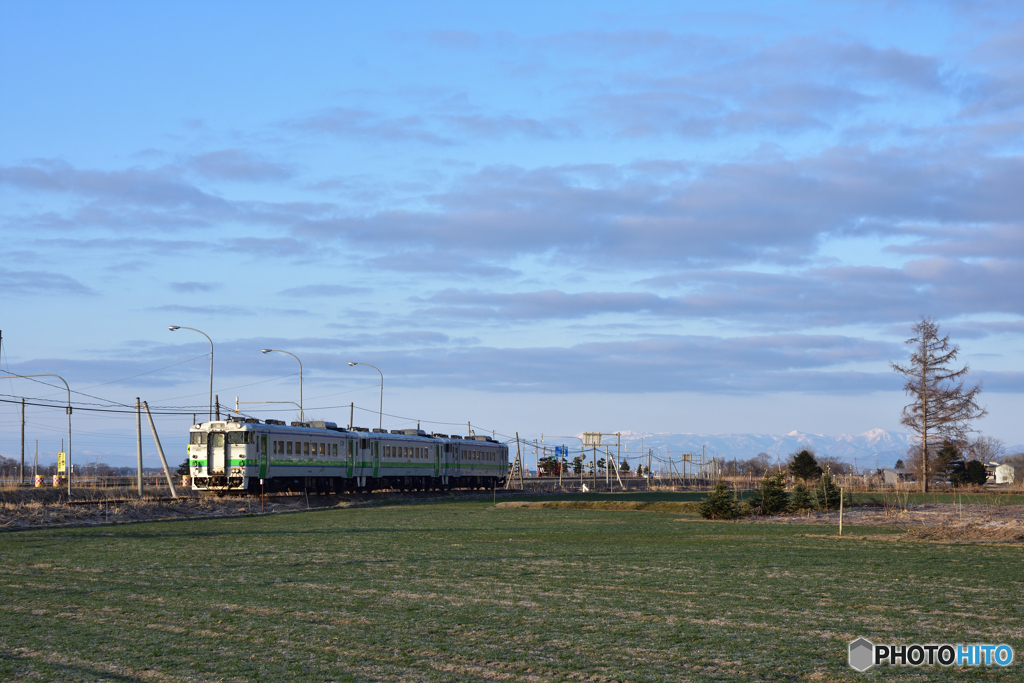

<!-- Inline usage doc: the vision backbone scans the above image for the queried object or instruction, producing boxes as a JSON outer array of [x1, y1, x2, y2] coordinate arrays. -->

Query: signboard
[[57, 452, 66, 473], [554, 445, 568, 458], [582, 432, 602, 447]]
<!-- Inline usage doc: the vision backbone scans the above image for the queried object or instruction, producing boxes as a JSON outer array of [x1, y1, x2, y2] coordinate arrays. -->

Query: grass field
[[0, 495, 1021, 682]]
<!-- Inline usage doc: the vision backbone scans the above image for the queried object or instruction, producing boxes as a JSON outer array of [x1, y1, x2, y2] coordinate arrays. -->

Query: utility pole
[[349, 402, 354, 429], [648, 448, 652, 490], [142, 401, 177, 498], [215, 394, 220, 420], [21, 398, 25, 485], [136, 397, 143, 497]]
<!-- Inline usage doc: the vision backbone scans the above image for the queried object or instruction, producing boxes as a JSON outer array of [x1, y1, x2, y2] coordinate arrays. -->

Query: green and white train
[[187, 417, 508, 493]]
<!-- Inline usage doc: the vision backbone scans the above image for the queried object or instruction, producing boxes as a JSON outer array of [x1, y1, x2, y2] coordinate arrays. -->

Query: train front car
[[189, 418, 263, 492]]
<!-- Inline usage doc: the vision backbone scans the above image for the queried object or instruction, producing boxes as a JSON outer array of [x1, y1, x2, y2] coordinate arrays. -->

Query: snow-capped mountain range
[[628, 429, 914, 468], [535, 429, 923, 469], [559, 430, 1024, 468]]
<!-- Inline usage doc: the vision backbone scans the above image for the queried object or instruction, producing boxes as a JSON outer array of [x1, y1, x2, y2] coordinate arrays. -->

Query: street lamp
[[168, 326, 214, 421], [261, 349, 303, 421], [1, 373, 72, 496], [348, 362, 383, 430]]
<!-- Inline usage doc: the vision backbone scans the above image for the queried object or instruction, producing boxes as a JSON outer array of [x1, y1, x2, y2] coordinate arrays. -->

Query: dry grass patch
[[495, 500, 699, 514]]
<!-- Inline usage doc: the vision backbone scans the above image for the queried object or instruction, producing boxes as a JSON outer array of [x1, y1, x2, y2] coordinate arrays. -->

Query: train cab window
[[228, 432, 247, 445], [190, 433, 207, 445], [211, 434, 225, 447]]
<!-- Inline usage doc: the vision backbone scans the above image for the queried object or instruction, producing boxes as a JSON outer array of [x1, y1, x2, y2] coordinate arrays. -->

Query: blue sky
[[2, 0, 1023, 466]]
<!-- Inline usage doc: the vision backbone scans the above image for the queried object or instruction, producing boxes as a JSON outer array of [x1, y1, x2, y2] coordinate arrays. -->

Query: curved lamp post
[[348, 362, 383, 430], [168, 326, 213, 421], [260, 349, 303, 422], [1, 373, 72, 495]]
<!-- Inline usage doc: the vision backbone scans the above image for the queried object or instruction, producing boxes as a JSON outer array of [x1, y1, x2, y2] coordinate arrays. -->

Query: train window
[[287, 441, 293, 455], [227, 432, 246, 445], [319, 443, 325, 456], [211, 434, 224, 447], [302, 442, 308, 456], [332, 444, 337, 456], [190, 433, 206, 445]]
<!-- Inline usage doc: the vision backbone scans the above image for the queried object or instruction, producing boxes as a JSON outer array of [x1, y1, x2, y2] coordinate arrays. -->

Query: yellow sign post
[[57, 452, 66, 473]]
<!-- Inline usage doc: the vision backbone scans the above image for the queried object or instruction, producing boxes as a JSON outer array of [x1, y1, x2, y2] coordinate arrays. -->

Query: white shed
[[995, 463, 1015, 485]]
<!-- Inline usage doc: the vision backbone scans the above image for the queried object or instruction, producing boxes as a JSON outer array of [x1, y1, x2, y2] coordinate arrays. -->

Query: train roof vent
[[290, 421, 309, 428], [432, 433, 449, 438], [327, 426, 348, 432], [244, 418, 261, 424], [400, 429, 428, 436], [308, 421, 337, 429], [264, 419, 285, 426], [372, 428, 388, 433], [390, 429, 402, 434], [472, 435, 489, 441], [450, 435, 463, 439], [350, 427, 369, 432]]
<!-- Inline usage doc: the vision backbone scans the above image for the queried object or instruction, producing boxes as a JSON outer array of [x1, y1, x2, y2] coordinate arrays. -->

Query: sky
[[2, 0, 1024, 467]]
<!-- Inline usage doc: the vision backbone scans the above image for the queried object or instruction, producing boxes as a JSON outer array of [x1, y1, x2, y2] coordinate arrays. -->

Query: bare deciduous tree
[[891, 316, 986, 492], [966, 435, 1005, 463]]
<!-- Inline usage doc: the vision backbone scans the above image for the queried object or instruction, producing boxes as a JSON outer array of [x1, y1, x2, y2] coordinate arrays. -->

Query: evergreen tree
[[936, 441, 962, 482], [814, 473, 842, 510], [176, 458, 190, 476], [891, 316, 987, 492], [790, 482, 814, 511], [698, 481, 741, 520], [750, 471, 790, 515], [789, 449, 823, 481], [964, 460, 988, 486]]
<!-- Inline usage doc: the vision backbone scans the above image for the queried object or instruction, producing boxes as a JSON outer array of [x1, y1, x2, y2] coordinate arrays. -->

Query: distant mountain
[[543, 429, 916, 470]]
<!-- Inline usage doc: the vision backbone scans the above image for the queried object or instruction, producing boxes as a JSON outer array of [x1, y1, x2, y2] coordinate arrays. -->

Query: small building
[[881, 469, 913, 486], [994, 463, 1015, 485]]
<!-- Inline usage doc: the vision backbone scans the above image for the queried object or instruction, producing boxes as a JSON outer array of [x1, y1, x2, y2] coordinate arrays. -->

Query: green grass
[[0, 499, 1021, 682], [847, 491, 1024, 506]]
